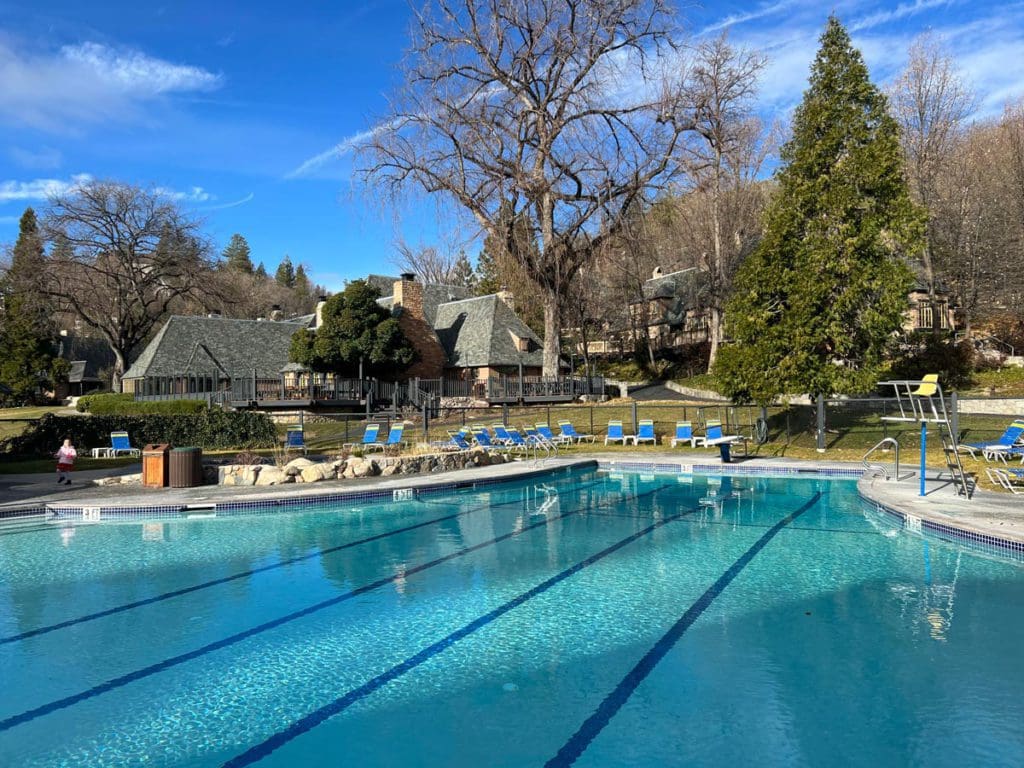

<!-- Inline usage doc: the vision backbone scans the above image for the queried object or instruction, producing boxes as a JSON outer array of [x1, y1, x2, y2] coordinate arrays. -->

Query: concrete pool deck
[[1, 452, 1020, 555]]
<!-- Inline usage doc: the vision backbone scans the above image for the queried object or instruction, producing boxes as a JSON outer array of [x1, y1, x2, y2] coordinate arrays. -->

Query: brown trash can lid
[[143, 444, 171, 452]]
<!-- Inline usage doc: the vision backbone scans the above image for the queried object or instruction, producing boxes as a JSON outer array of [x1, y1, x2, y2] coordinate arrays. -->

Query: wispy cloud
[[0, 173, 92, 203], [697, 0, 796, 36], [203, 191, 255, 210], [0, 175, 221, 205], [0, 39, 221, 131], [850, 0, 958, 32], [288, 123, 396, 178], [154, 185, 213, 202]]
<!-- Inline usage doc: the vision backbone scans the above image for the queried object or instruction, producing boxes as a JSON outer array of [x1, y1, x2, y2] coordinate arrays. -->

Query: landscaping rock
[[284, 457, 316, 476], [301, 462, 336, 483], [255, 466, 286, 486]]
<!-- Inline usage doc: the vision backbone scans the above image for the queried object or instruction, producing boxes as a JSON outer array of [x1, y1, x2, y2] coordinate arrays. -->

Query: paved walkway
[[0, 463, 142, 506]]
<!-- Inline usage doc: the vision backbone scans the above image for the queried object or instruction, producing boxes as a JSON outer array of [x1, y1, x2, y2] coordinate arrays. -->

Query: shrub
[[887, 336, 976, 391], [3, 411, 277, 456], [77, 393, 208, 415]]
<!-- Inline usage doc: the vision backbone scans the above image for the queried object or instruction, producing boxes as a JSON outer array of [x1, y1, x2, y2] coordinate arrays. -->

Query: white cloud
[[154, 185, 213, 202], [697, 0, 796, 36], [0, 175, 220, 206], [288, 122, 396, 178], [0, 38, 221, 131], [0, 173, 92, 203], [203, 192, 255, 210], [850, 0, 958, 32]]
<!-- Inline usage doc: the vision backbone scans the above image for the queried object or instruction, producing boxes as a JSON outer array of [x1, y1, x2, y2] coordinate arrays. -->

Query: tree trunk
[[708, 306, 724, 369], [542, 291, 561, 377], [111, 347, 126, 393]]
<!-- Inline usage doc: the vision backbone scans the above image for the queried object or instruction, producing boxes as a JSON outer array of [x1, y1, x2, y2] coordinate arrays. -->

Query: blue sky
[[1, 0, 1022, 290]]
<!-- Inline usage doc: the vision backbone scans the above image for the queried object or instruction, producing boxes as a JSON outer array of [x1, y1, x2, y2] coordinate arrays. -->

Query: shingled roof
[[122, 316, 306, 380], [57, 332, 113, 383], [434, 295, 545, 368]]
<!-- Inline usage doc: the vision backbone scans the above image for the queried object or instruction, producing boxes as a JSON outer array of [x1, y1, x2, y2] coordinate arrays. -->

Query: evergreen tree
[[254, 262, 268, 280], [293, 263, 312, 297], [290, 279, 416, 377], [222, 233, 253, 273], [450, 251, 477, 289], [714, 17, 922, 403], [275, 255, 295, 288], [475, 247, 501, 295], [0, 208, 62, 403]]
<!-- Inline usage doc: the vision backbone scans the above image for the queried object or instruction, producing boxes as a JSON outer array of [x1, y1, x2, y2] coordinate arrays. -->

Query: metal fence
[[285, 396, 1020, 455]]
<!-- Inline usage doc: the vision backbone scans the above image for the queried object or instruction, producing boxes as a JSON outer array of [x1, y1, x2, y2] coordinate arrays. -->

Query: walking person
[[55, 437, 77, 485]]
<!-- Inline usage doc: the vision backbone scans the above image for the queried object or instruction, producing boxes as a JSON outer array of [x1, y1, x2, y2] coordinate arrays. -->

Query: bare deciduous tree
[[392, 240, 474, 286], [679, 33, 769, 367], [891, 33, 976, 327], [362, 0, 700, 374], [42, 181, 213, 390]]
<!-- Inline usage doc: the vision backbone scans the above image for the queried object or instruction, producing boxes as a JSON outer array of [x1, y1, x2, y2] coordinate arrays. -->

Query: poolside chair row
[[439, 423, 580, 453], [342, 422, 408, 453], [605, 419, 742, 449]]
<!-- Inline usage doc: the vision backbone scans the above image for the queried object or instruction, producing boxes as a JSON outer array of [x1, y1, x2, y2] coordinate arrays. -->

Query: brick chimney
[[392, 274, 445, 378]]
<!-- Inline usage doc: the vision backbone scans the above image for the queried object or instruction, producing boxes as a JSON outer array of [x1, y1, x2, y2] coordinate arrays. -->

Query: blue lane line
[[0, 477, 606, 646], [219, 504, 700, 768], [0, 481, 666, 734], [544, 491, 822, 768]]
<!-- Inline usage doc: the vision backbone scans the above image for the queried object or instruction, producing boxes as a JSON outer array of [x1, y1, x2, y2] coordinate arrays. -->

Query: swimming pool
[[0, 467, 1022, 767]]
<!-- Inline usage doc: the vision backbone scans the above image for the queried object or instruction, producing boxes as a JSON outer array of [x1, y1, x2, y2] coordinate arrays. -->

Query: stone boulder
[[284, 457, 316, 477], [255, 466, 286, 486], [301, 462, 337, 483]]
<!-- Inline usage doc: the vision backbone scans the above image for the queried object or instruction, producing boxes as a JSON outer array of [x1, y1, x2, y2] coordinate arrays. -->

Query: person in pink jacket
[[55, 437, 77, 485]]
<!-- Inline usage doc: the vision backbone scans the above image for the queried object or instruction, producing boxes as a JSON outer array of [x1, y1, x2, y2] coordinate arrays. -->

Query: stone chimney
[[392, 273, 445, 378], [393, 274, 424, 321], [270, 304, 283, 321], [496, 290, 516, 312], [315, 296, 327, 329]]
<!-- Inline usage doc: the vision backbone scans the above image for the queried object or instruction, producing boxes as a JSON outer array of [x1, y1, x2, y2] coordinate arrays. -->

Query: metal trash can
[[142, 444, 170, 488], [169, 447, 203, 488]]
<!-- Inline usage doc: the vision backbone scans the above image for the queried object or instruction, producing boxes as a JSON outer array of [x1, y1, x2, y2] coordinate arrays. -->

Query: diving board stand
[[877, 377, 972, 499]]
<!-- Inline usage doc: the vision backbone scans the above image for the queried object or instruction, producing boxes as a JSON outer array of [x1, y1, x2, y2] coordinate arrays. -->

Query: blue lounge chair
[[670, 421, 695, 448], [344, 423, 381, 450], [370, 423, 406, 454], [472, 428, 497, 448], [986, 466, 1024, 494], [696, 420, 743, 463], [558, 420, 595, 443], [285, 425, 307, 455], [957, 419, 1024, 459], [536, 423, 571, 445], [605, 420, 633, 445], [493, 424, 516, 445], [446, 430, 473, 451], [504, 427, 532, 452], [99, 431, 140, 458], [635, 419, 657, 446]]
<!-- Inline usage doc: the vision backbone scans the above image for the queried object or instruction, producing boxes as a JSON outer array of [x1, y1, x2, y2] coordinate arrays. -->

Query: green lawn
[[0, 456, 140, 475], [963, 366, 1024, 397], [0, 406, 65, 442]]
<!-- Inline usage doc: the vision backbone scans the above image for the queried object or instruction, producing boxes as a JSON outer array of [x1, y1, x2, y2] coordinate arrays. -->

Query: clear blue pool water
[[0, 467, 1022, 767]]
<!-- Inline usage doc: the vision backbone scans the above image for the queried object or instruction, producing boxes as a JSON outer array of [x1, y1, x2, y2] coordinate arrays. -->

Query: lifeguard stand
[[873, 376, 972, 498]]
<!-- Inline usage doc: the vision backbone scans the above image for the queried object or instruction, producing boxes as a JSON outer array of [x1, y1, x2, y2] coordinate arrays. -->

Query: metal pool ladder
[[862, 437, 903, 481]]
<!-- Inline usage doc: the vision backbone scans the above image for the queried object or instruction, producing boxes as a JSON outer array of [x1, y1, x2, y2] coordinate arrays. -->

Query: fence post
[[422, 402, 429, 439], [502, 403, 510, 426], [816, 394, 826, 452], [951, 391, 959, 439], [631, 401, 638, 435], [590, 405, 594, 436]]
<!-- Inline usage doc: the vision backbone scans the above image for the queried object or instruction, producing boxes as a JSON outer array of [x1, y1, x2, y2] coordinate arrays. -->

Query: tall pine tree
[[222, 233, 253, 273], [0, 208, 62, 403], [275, 255, 295, 288], [714, 17, 922, 403]]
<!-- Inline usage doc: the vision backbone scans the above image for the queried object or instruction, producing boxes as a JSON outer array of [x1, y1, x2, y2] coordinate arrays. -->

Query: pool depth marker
[[545, 491, 822, 768]]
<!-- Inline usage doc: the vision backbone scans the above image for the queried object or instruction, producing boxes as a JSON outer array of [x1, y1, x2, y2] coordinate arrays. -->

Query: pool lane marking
[[0, 477, 608, 646], [0, 481, 673, 733], [544, 491, 823, 768], [218, 504, 701, 768]]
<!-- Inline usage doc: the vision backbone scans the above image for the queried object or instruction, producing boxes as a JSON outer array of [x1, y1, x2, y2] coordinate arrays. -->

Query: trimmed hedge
[[4, 412, 277, 456], [77, 393, 208, 415]]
